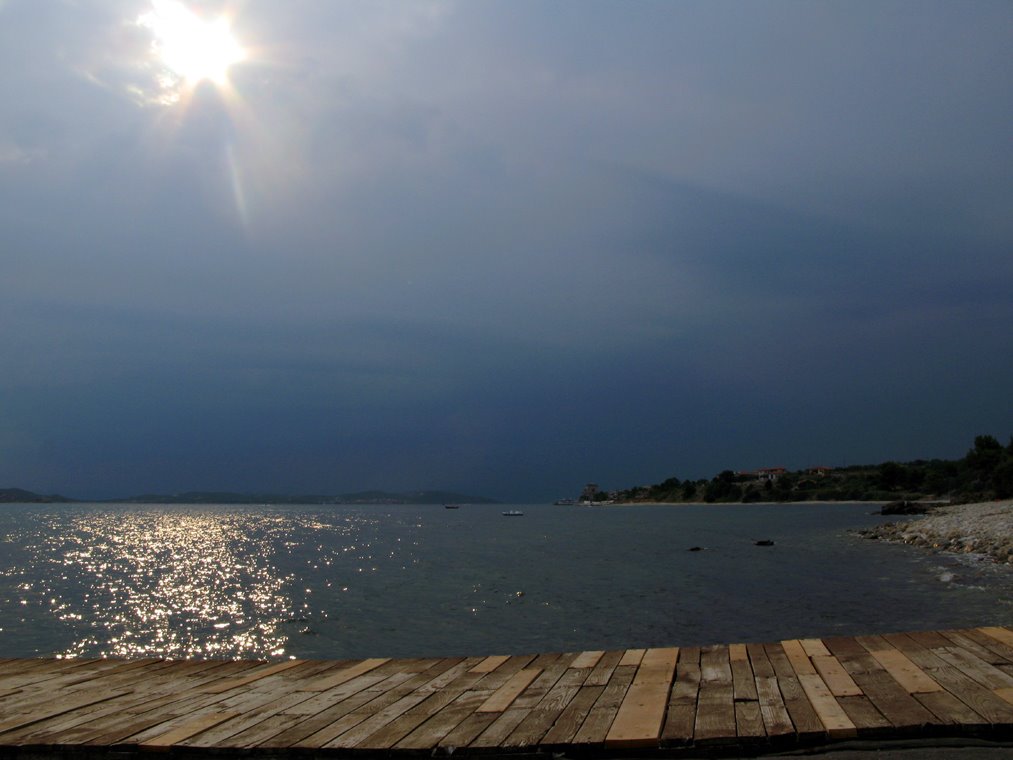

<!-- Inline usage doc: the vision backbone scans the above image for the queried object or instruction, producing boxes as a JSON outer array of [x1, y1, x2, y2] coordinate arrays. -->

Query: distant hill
[[0, 488, 73, 504], [107, 490, 498, 505], [615, 434, 1013, 505]]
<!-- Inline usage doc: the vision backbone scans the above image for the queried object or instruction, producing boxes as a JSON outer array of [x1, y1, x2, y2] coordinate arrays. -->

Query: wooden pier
[[1, 626, 1012, 757]]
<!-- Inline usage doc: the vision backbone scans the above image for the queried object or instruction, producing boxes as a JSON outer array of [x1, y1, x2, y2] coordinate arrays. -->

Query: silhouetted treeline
[[618, 434, 1013, 504]]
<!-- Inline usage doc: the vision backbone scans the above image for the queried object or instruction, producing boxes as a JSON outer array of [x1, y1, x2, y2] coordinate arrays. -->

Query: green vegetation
[[617, 434, 1013, 504]]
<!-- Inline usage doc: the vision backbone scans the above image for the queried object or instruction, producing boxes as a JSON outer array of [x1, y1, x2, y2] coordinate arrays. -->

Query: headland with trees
[[613, 434, 1013, 505]]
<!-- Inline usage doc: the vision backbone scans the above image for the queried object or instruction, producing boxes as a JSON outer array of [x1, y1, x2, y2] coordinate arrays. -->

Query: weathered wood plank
[[470, 655, 510, 674], [400, 654, 538, 750], [857, 670, 937, 733], [476, 668, 541, 713], [729, 645, 758, 702], [932, 647, 1013, 690], [619, 649, 645, 667], [734, 700, 765, 741], [800, 638, 832, 658], [604, 647, 677, 748], [137, 712, 241, 748], [700, 645, 732, 683], [662, 647, 700, 746], [781, 639, 817, 676], [584, 650, 623, 687], [754, 676, 793, 738], [693, 682, 736, 744], [201, 660, 307, 694], [571, 650, 605, 670], [981, 627, 1013, 650], [867, 648, 944, 694], [503, 666, 589, 747], [325, 658, 477, 749], [571, 664, 636, 745], [797, 673, 857, 738], [297, 658, 391, 693], [540, 685, 604, 746], [812, 654, 863, 697]]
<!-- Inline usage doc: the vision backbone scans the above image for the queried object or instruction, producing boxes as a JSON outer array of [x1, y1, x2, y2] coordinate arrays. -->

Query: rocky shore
[[861, 499, 1013, 565]]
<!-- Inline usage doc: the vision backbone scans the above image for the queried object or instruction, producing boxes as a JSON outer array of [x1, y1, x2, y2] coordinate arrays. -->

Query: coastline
[[861, 498, 1013, 565]]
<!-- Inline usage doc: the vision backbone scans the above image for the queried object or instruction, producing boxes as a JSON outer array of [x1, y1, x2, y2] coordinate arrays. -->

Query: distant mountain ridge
[[0, 488, 498, 505], [0, 488, 73, 503]]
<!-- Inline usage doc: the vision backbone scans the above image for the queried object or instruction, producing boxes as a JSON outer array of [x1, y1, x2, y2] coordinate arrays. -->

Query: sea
[[0, 502, 1010, 661]]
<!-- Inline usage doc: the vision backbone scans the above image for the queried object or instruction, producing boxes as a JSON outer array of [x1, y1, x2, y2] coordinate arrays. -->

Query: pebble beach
[[862, 499, 1013, 565]]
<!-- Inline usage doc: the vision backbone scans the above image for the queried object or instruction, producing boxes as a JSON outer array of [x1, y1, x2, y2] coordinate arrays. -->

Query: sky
[[1, 0, 1011, 502]]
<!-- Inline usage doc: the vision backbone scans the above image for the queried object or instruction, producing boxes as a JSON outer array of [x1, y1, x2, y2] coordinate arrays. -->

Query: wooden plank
[[932, 647, 1013, 690], [297, 658, 391, 692], [797, 673, 856, 738], [619, 649, 645, 667], [734, 700, 765, 740], [137, 711, 240, 748], [847, 669, 936, 732], [201, 660, 306, 694], [0, 691, 127, 736], [781, 639, 817, 676], [584, 650, 623, 687], [754, 676, 793, 738], [961, 629, 1013, 665], [745, 643, 775, 679], [868, 648, 943, 694], [729, 648, 758, 702], [476, 668, 541, 713], [939, 630, 1013, 667], [572, 664, 636, 745], [469, 655, 574, 753], [812, 655, 863, 697], [981, 626, 1013, 650], [823, 636, 870, 660], [996, 688, 1013, 706], [359, 671, 487, 749], [540, 685, 604, 745], [800, 638, 832, 658], [291, 664, 451, 749], [901, 646, 1013, 725], [693, 682, 736, 744], [326, 658, 477, 749], [571, 650, 605, 670], [836, 695, 891, 736], [400, 654, 538, 750], [470, 655, 509, 674], [417, 691, 497, 750], [916, 690, 991, 727], [503, 666, 589, 747], [662, 647, 700, 746], [604, 647, 678, 748], [700, 645, 732, 683]]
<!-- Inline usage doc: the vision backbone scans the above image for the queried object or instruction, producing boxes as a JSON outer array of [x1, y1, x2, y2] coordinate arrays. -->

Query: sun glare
[[139, 0, 246, 89]]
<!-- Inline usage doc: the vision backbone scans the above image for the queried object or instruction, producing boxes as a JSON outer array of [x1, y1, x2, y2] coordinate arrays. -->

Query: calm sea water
[[0, 502, 1010, 660]]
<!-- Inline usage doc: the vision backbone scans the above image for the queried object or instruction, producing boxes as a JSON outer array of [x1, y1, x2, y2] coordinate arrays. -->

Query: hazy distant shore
[[861, 499, 1013, 565]]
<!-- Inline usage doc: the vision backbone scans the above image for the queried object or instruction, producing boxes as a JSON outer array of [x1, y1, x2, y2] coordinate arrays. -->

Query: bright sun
[[139, 0, 246, 88]]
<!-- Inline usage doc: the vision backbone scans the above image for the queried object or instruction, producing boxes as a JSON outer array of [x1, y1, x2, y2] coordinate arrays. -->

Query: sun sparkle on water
[[139, 0, 246, 89]]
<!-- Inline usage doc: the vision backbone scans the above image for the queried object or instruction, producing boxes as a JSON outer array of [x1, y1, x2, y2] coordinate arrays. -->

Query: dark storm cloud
[[1, 0, 1010, 499]]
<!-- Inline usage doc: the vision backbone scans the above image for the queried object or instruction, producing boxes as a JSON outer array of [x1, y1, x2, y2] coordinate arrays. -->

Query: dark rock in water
[[754, 539, 775, 547], [688, 546, 703, 552], [881, 500, 929, 515]]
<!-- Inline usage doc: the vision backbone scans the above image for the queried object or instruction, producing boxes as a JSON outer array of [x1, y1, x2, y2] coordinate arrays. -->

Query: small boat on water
[[444, 504, 461, 509], [502, 510, 524, 517]]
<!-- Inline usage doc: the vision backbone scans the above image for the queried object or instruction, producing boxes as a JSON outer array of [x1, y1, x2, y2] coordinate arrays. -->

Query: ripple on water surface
[[0, 503, 1010, 660]]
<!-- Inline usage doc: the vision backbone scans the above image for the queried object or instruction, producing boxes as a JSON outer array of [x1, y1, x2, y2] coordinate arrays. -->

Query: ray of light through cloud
[[0, 0, 1009, 500]]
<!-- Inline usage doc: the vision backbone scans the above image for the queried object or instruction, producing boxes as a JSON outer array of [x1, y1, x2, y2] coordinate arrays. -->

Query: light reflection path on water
[[0, 503, 1011, 660], [52, 511, 291, 658], [0, 506, 403, 660]]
